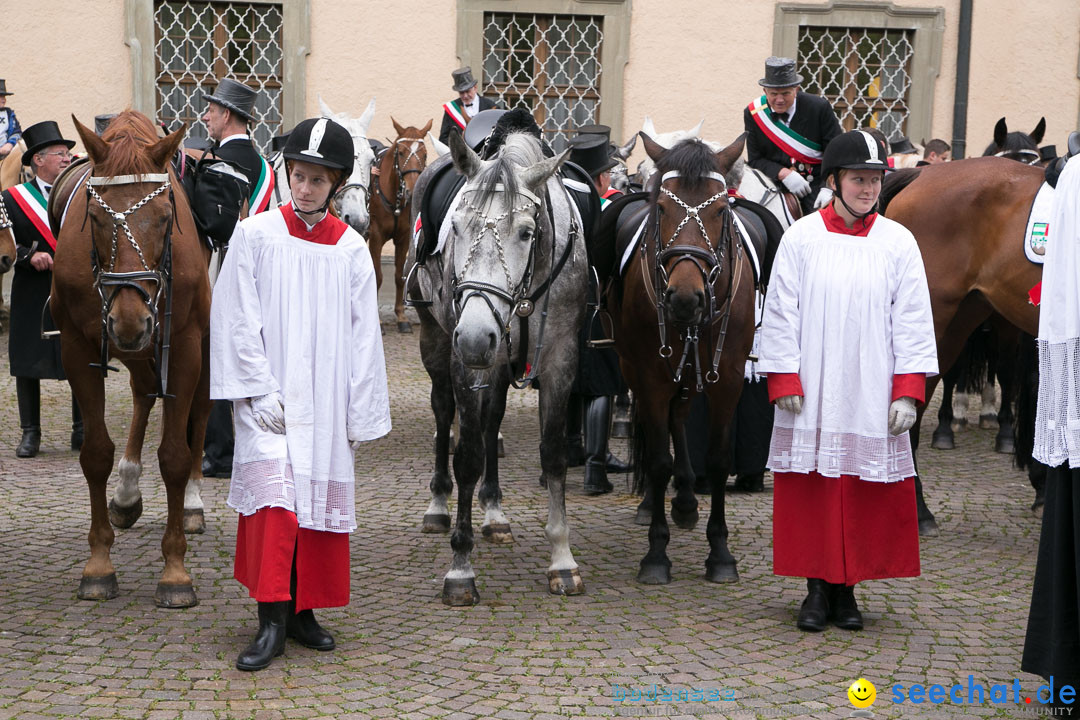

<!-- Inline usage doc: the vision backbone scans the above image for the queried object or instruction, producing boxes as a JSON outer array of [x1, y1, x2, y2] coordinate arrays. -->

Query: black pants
[[686, 379, 773, 480], [203, 399, 234, 470]]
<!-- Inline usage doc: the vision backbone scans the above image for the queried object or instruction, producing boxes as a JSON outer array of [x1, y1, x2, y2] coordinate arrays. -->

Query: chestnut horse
[[368, 118, 430, 332], [882, 156, 1043, 534], [608, 134, 756, 584], [0, 195, 15, 272], [51, 111, 211, 607]]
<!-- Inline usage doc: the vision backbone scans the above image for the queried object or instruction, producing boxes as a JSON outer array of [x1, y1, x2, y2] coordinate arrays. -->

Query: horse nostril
[[488, 332, 497, 354], [343, 214, 351, 224]]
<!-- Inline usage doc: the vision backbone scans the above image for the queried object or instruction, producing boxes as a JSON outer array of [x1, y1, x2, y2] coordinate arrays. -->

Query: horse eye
[[519, 227, 533, 241]]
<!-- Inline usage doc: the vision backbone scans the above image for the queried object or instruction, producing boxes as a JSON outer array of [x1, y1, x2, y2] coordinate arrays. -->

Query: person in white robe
[[211, 117, 390, 671], [758, 130, 938, 632]]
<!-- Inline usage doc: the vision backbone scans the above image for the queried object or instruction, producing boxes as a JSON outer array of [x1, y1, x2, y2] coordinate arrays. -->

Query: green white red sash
[[443, 100, 468, 131], [9, 181, 56, 250], [747, 95, 823, 165], [249, 157, 275, 214], [600, 188, 621, 210]]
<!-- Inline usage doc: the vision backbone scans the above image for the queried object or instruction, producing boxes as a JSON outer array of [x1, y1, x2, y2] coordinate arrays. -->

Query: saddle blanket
[[1024, 181, 1054, 264]]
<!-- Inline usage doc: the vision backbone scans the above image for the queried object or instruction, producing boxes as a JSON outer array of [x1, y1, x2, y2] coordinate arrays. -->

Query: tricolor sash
[[9, 181, 57, 250], [443, 100, 469, 131], [747, 95, 823, 165], [249, 156, 275, 214], [600, 188, 621, 210]]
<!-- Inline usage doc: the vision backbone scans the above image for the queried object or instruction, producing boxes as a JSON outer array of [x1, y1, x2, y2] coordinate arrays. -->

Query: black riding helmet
[[283, 117, 353, 214], [820, 130, 889, 219]]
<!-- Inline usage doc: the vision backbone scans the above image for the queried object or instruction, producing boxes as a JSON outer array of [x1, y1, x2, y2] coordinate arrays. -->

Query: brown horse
[[0, 143, 30, 191], [883, 156, 1044, 534], [368, 118, 431, 332], [0, 195, 15, 273], [51, 111, 211, 607], [609, 134, 757, 584], [1, 144, 26, 272]]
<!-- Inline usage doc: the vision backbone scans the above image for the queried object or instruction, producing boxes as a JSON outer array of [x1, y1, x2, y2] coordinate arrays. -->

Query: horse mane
[[879, 167, 923, 215], [650, 138, 724, 197], [470, 132, 543, 210], [96, 111, 163, 177]]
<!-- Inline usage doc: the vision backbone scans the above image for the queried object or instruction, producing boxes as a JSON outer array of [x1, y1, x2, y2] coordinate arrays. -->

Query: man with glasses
[[2, 120, 80, 458]]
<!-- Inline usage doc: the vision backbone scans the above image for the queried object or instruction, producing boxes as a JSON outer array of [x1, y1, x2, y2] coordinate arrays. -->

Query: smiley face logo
[[848, 678, 876, 708]]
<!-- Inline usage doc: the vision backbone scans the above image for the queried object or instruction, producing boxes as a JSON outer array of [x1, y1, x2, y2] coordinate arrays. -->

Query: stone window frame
[[773, 2, 945, 145], [124, 0, 310, 133], [456, 0, 632, 141]]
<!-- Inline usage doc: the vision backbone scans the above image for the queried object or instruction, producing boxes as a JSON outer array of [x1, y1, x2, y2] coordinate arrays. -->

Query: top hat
[[451, 66, 478, 93], [1039, 145, 1058, 163], [21, 120, 75, 166], [0, 79, 13, 97], [759, 57, 804, 88], [202, 78, 258, 122], [94, 113, 118, 137], [569, 135, 618, 178], [575, 124, 611, 142], [890, 136, 917, 154]]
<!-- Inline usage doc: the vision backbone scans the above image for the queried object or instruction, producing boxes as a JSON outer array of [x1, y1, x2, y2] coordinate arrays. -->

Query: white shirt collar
[[219, 133, 250, 146], [786, 96, 798, 121], [463, 96, 480, 114], [35, 175, 52, 196]]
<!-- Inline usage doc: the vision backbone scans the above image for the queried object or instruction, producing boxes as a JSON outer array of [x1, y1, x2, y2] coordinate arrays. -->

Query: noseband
[[83, 172, 177, 398]]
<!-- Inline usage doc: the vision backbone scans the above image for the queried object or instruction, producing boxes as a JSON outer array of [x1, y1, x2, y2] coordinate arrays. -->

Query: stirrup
[[403, 261, 433, 309], [585, 266, 615, 348]]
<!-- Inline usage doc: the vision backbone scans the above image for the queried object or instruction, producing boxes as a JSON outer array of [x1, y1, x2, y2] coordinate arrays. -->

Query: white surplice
[[210, 207, 391, 532], [758, 211, 939, 482]]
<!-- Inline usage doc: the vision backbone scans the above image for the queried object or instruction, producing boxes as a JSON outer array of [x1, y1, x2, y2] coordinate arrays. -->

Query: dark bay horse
[[369, 118, 431, 333], [51, 111, 211, 607], [882, 156, 1044, 534], [608, 134, 756, 584]]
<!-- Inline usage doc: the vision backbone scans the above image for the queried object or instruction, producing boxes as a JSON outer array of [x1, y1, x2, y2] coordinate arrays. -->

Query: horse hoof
[[930, 431, 955, 450], [442, 576, 480, 606], [481, 523, 513, 544], [155, 582, 198, 609], [548, 568, 585, 596], [705, 561, 739, 584], [979, 413, 998, 429], [634, 501, 653, 526], [995, 437, 1015, 454], [611, 420, 631, 439], [670, 506, 698, 531], [918, 516, 940, 537], [637, 563, 672, 585], [183, 509, 205, 534], [422, 513, 451, 533], [397, 321, 412, 334], [108, 497, 143, 529], [78, 573, 119, 601]]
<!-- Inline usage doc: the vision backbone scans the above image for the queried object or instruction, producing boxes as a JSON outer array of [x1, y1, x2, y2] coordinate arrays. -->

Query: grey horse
[[405, 131, 587, 606]]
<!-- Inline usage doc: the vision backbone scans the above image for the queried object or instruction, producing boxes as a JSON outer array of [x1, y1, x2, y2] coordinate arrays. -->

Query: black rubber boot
[[566, 393, 584, 467], [236, 601, 288, 671], [796, 578, 830, 632], [287, 608, 336, 651], [583, 396, 615, 495], [70, 393, 83, 451], [15, 378, 41, 458], [829, 583, 863, 630]]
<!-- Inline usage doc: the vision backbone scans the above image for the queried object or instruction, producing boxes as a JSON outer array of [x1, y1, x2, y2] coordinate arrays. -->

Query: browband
[[89, 173, 170, 186], [661, 170, 727, 184]]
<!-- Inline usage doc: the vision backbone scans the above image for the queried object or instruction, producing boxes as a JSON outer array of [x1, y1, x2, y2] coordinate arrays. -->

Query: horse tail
[[961, 323, 992, 394], [1013, 331, 1039, 471], [879, 167, 923, 215]]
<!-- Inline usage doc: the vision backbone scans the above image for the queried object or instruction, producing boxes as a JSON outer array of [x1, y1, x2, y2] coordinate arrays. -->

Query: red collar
[[820, 202, 877, 237], [282, 203, 348, 245]]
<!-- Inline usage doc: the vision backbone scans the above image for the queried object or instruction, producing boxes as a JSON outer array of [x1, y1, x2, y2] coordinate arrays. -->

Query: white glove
[[888, 397, 917, 436], [781, 171, 812, 198], [251, 392, 285, 434], [813, 187, 834, 209], [776, 394, 803, 414], [349, 440, 363, 452]]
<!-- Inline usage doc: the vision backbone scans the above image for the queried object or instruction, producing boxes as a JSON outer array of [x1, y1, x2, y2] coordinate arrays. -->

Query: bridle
[[646, 169, 745, 391], [994, 147, 1041, 165], [82, 171, 177, 398], [333, 132, 374, 207], [375, 136, 426, 229]]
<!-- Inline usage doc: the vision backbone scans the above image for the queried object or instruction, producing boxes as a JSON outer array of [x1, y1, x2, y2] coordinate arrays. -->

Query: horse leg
[[479, 382, 512, 544], [183, 338, 213, 534], [704, 388, 740, 583], [442, 377, 484, 606], [931, 368, 957, 450], [993, 330, 1019, 454], [911, 374, 942, 538], [538, 367, 584, 597], [394, 234, 412, 333], [109, 364, 155, 530], [420, 319, 455, 533], [979, 379, 999, 429], [669, 411, 699, 531], [637, 395, 674, 585]]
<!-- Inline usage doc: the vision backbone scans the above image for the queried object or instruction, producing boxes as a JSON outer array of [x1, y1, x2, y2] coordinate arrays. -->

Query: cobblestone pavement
[[0, 274, 1048, 720]]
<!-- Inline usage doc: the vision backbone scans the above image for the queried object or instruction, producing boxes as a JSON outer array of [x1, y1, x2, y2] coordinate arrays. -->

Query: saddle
[[1044, 131, 1080, 189], [47, 156, 92, 238]]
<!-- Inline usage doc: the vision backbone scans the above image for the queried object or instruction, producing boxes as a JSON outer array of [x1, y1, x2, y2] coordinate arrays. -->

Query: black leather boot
[[287, 608, 336, 651], [566, 393, 584, 467], [829, 583, 863, 630], [584, 396, 615, 495], [733, 471, 765, 492], [236, 601, 289, 671], [15, 378, 41, 459], [70, 394, 83, 451], [796, 578, 830, 632]]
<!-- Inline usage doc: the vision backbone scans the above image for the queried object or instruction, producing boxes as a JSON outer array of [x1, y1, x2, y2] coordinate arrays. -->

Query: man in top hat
[[743, 57, 842, 215], [2, 120, 81, 457], [439, 67, 497, 145], [0, 80, 22, 159], [199, 77, 276, 479]]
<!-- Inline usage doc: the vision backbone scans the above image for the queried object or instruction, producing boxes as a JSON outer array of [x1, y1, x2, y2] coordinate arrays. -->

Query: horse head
[[383, 117, 432, 211], [446, 130, 567, 369], [74, 112, 185, 353], [984, 116, 1045, 164], [641, 131, 745, 326], [318, 96, 377, 235]]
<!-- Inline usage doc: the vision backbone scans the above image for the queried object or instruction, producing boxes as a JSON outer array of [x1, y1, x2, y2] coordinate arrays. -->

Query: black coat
[[3, 184, 65, 379], [210, 137, 262, 191], [439, 96, 496, 145], [743, 92, 842, 213]]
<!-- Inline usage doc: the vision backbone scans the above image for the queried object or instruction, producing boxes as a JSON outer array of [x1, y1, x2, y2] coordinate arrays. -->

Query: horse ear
[[391, 117, 407, 137], [642, 116, 657, 138], [427, 131, 449, 157], [993, 118, 1008, 148], [149, 124, 187, 171], [521, 148, 569, 193], [640, 132, 666, 163], [714, 132, 746, 172], [448, 129, 482, 178], [421, 118, 433, 135], [613, 132, 638, 161], [318, 95, 335, 119], [358, 97, 376, 135], [72, 115, 107, 165], [689, 118, 705, 138], [1031, 117, 1046, 144]]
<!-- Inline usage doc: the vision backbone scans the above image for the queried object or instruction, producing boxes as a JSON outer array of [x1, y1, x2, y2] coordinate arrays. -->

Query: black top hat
[[890, 136, 917, 154], [759, 57, 804, 88], [202, 78, 258, 122], [271, 132, 291, 153], [569, 135, 618, 178], [0, 79, 12, 96], [451, 66, 478, 93], [1039, 145, 1058, 163], [21, 120, 75, 166], [94, 113, 118, 137], [575, 124, 611, 142]]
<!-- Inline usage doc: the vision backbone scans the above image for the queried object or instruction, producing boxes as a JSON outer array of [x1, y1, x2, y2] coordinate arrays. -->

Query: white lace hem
[[227, 457, 356, 533], [1034, 338, 1080, 468], [767, 426, 915, 483]]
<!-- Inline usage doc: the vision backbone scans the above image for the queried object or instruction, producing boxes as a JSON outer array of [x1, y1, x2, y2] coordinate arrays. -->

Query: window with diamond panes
[[155, 1, 283, 153], [797, 26, 914, 142], [481, 13, 603, 152]]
